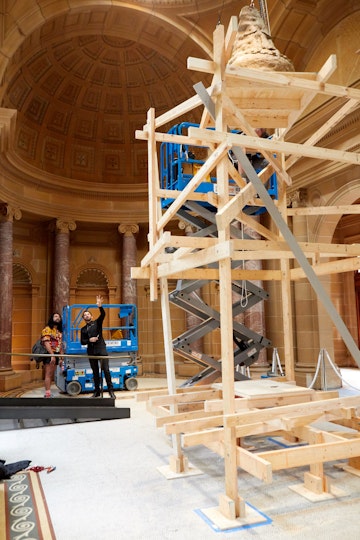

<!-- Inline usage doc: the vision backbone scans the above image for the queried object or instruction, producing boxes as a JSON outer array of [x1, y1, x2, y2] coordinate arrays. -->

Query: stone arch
[[13, 262, 32, 285], [313, 179, 360, 243], [71, 264, 118, 305], [304, 11, 360, 87], [310, 179, 360, 367], [76, 267, 109, 289], [1, 2, 212, 81]]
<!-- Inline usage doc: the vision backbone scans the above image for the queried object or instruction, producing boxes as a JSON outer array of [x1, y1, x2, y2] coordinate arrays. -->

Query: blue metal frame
[[160, 122, 278, 215], [56, 360, 138, 394], [56, 304, 139, 394], [62, 303, 138, 356]]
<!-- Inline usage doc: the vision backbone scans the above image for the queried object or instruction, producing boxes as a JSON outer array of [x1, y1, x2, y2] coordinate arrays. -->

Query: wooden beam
[[287, 204, 360, 216], [221, 93, 291, 185], [280, 54, 338, 136], [225, 16, 238, 61], [216, 182, 257, 231], [230, 239, 360, 257], [188, 127, 360, 166], [157, 189, 218, 204], [132, 266, 283, 281], [146, 108, 160, 301], [187, 57, 215, 74], [154, 87, 212, 129], [183, 428, 224, 447], [135, 389, 169, 402], [258, 438, 360, 471], [285, 98, 360, 170], [140, 231, 170, 268], [236, 212, 279, 241], [224, 395, 360, 429], [157, 240, 233, 278], [156, 409, 218, 428], [237, 447, 273, 483], [133, 254, 360, 280], [150, 388, 221, 407], [291, 257, 360, 280], [225, 65, 360, 101]]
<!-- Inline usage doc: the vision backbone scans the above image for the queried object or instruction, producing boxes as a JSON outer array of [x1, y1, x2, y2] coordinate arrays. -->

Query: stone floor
[[1, 369, 360, 539]]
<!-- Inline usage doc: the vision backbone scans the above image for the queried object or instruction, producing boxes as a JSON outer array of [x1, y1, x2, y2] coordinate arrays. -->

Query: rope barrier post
[[100, 358, 104, 398]]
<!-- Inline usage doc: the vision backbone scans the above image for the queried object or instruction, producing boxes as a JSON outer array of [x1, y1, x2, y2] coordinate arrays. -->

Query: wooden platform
[[215, 378, 314, 398], [210, 378, 316, 410]]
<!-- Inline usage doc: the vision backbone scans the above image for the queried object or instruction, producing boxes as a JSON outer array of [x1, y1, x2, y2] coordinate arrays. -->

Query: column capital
[[0, 203, 22, 222], [118, 223, 139, 236], [55, 219, 77, 233], [178, 220, 195, 235], [287, 188, 308, 208]]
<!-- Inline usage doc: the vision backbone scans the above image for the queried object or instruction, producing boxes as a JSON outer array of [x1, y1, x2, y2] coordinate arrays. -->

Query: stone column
[[118, 224, 139, 305], [53, 219, 76, 314], [178, 220, 204, 354], [0, 204, 22, 390]]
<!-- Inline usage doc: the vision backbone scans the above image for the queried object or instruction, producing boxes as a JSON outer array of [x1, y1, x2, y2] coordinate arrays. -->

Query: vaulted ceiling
[[0, 0, 359, 222]]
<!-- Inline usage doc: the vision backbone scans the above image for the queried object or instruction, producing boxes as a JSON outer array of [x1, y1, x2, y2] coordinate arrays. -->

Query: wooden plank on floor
[[150, 388, 221, 407], [237, 447, 273, 483], [258, 438, 360, 471], [225, 395, 360, 428]]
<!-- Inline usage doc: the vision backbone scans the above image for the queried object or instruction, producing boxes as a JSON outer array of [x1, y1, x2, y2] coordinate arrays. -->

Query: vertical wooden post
[[147, 108, 159, 301], [277, 155, 295, 381], [213, 23, 244, 519], [304, 430, 330, 493], [160, 277, 188, 473], [280, 260, 295, 380]]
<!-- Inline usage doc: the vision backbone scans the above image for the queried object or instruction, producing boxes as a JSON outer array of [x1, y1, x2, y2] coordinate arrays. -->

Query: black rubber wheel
[[66, 380, 82, 396], [125, 377, 138, 391]]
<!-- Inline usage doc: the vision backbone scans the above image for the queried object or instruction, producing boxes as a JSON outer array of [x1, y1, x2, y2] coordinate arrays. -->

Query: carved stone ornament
[[118, 224, 139, 236], [0, 203, 22, 222], [178, 220, 195, 235], [55, 219, 77, 233], [229, 6, 294, 72], [287, 189, 308, 208]]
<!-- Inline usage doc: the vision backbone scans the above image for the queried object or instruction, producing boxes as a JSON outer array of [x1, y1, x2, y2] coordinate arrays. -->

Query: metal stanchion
[[99, 358, 104, 398]]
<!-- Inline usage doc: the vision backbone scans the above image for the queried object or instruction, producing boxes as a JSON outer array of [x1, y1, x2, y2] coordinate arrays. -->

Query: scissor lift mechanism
[[160, 126, 274, 386]]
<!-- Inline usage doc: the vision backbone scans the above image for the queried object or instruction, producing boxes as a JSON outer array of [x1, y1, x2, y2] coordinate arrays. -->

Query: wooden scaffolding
[[133, 16, 360, 523]]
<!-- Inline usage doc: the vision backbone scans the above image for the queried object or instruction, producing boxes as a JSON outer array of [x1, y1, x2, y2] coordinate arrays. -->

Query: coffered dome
[[2, 8, 210, 185], [0, 0, 358, 224]]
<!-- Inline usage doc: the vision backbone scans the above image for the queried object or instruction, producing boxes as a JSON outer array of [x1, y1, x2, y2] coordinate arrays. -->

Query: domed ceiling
[[0, 0, 358, 201], [2, 7, 211, 185]]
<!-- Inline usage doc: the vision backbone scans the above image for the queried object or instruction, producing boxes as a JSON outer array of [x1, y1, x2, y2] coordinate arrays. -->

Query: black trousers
[[89, 357, 113, 392]]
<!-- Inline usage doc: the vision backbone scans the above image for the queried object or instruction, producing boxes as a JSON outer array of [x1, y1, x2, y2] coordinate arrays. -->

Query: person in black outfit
[[247, 127, 270, 171], [80, 295, 115, 398]]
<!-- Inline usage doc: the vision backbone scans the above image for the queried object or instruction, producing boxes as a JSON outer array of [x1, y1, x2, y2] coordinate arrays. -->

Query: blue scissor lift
[[160, 122, 277, 214], [160, 123, 276, 386], [55, 304, 138, 395]]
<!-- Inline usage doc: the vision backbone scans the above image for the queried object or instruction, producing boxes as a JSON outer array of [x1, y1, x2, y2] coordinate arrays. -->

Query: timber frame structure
[[133, 16, 360, 522]]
